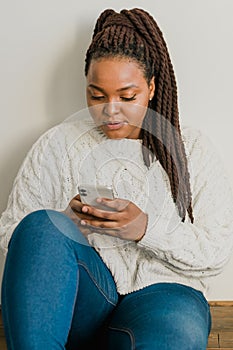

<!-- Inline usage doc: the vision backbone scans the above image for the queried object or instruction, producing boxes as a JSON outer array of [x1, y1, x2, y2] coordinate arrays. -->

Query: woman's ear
[[149, 76, 155, 100]]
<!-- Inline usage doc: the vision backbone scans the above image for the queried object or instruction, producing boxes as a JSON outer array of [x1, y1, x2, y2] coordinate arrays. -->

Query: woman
[[1, 8, 233, 350]]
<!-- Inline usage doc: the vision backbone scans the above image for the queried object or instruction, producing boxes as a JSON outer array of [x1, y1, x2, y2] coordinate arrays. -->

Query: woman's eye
[[121, 94, 136, 101], [91, 95, 105, 100]]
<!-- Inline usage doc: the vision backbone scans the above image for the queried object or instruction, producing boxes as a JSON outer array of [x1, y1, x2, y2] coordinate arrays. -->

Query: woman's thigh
[[106, 283, 211, 350]]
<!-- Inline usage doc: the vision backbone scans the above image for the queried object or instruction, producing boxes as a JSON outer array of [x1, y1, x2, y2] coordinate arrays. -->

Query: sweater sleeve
[[137, 129, 233, 278], [0, 125, 67, 255]]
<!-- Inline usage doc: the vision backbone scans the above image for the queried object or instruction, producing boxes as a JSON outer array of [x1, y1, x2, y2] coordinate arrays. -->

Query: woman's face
[[86, 57, 155, 139]]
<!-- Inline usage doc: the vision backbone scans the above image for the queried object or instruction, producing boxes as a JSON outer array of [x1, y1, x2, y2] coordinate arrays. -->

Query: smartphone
[[78, 184, 115, 211]]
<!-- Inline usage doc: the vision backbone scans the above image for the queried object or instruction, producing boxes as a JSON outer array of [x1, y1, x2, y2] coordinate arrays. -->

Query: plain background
[[0, 0, 233, 300]]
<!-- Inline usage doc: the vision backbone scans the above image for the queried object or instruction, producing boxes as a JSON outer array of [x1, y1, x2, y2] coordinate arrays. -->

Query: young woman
[[1, 8, 233, 350]]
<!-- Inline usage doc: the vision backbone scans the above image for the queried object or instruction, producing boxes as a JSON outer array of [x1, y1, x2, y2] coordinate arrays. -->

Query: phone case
[[78, 184, 115, 210]]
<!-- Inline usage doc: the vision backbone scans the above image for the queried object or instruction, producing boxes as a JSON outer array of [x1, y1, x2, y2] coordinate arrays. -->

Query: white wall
[[0, 0, 233, 300]]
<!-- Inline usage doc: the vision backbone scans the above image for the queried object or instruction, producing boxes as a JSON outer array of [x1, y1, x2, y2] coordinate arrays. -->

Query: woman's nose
[[103, 101, 121, 117]]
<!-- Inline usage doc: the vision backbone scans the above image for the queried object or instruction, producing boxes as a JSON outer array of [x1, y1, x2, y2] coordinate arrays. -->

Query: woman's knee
[[4, 210, 90, 286], [9, 209, 88, 250], [107, 284, 210, 349]]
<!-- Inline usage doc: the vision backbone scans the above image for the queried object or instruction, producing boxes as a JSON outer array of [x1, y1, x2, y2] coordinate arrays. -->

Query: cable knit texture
[[1, 114, 233, 296]]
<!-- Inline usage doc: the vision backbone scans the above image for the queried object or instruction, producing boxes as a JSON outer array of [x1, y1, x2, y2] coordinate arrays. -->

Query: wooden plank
[[207, 332, 219, 348], [209, 301, 233, 307], [207, 303, 233, 348], [210, 307, 233, 331], [219, 331, 233, 348]]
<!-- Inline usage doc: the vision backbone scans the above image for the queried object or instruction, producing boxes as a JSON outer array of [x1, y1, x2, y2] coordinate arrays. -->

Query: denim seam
[[108, 326, 135, 350], [78, 261, 117, 306]]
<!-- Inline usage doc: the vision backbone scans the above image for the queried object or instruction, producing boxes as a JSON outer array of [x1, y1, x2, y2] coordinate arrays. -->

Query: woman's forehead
[[87, 58, 146, 84]]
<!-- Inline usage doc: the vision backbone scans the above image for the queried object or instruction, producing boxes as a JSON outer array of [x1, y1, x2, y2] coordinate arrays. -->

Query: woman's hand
[[62, 194, 98, 237], [80, 197, 148, 242], [63, 195, 148, 242]]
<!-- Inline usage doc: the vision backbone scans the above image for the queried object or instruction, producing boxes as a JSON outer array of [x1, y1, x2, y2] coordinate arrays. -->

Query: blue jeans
[[1, 210, 211, 349]]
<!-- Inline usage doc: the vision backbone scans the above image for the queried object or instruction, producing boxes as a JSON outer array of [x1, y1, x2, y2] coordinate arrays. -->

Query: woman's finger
[[96, 198, 130, 212], [80, 217, 121, 229], [70, 198, 83, 213], [74, 194, 81, 200], [80, 198, 130, 218], [81, 204, 122, 220]]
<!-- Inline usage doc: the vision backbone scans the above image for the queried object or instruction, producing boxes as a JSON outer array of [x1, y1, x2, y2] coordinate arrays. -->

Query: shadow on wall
[[45, 23, 92, 125]]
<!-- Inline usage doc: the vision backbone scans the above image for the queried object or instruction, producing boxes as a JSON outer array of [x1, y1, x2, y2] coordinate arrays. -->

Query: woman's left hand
[[80, 198, 148, 242]]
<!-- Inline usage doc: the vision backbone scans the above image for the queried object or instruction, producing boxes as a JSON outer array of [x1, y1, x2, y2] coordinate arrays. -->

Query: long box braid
[[85, 8, 194, 223]]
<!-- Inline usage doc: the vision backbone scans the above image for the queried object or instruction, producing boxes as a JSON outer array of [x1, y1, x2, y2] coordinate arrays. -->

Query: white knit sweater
[[1, 114, 233, 296]]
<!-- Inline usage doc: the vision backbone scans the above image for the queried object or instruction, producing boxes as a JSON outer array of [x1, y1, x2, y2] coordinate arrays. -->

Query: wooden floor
[[207, 301, 233, 349], [0, 302, 232, 349]]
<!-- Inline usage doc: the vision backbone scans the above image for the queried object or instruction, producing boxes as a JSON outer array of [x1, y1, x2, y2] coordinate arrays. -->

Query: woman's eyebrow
[[87, 83, 139, 92], [87, 84, 105, 92], [116, 84, 139, 92]]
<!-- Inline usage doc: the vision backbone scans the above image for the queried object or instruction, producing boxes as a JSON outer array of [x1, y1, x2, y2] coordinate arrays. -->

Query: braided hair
[[85, 8, 194, 223]]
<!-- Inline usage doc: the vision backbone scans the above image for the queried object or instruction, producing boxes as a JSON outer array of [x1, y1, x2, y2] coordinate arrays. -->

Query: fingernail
[[82, 206, 88, 213], [96, 198, 102, 203], [81, 220, 86, 225]]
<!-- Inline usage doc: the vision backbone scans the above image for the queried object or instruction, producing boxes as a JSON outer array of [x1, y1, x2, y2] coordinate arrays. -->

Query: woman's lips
[[103, 121, 127, 130]]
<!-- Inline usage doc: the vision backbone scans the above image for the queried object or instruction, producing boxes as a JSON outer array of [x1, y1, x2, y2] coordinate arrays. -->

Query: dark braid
[[85, 8, 194, 223]]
